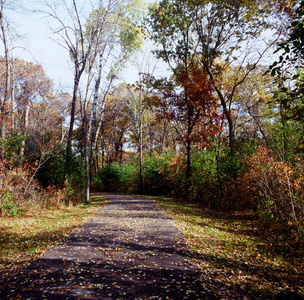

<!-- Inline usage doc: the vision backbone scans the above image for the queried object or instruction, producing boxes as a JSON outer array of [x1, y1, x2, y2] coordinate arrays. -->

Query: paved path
[[0, 194, 214, 299]]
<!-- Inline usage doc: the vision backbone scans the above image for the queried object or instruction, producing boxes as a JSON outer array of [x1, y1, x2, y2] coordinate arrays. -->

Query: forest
[[0, 0, 304, 291], [1, 0, 304, 234]]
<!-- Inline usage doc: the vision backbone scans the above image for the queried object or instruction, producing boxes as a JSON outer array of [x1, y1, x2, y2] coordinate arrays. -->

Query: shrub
[[0, 192, 22, 216], [0, 157, 83, 215], [94, 162, 123, 192], [0, 161, 37, 205], [236, 147, 304, 232], [92, 162, 138, 194], [189, 149, 218, 204], [142, 155, 164, 194], [35, 150, 66, 188], [141, 152, 185, 196], [163, 153, 186, 197]]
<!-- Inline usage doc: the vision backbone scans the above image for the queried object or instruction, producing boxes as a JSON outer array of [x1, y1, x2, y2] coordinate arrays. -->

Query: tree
[[265, 0, 304, 162], [0, 0, 14, 160], [268, 0, 304, 128], [82, 1, 144, 202], [99, 84, 132, 166], [226, 66, 276, 147], [147, 0, 287, 176], [85, 1, 144, 173], [42, 0, 144, 202], [14, 60, 53, 156], [270, 0, 304, 77], [0, 57, 70, 194], [0, 59, 59, 162], [148, 61, 220, 186], [41, 0, 108, 170]]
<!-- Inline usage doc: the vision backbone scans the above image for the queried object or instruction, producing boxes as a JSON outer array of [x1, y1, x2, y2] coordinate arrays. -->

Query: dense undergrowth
[[0, 152, 86, 217], [92, 145, 304, 241]]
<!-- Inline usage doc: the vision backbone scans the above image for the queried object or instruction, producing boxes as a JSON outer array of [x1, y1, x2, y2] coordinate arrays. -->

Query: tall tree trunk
[[65, 71, 81, 171], [279, 101, 287, 161], [10, 61, 15, 134], [186, 140, 191, 189], [20, 101, 30, 157], [89, 51, 103, 175], [0, 0, 11, 160], [84, 112, 90, 203], [139, 108, 143, 194], [137, 75, 144, 194], [205, 66, 237, 178], [89, 75, 114, 175], [160, 119, 168, 154]]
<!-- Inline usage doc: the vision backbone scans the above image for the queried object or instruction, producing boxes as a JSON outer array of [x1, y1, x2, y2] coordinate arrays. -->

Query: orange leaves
[[176, 62, 215, 108], [235, 147, 304, 229], [157, 61, 221, 147], [168, 155, 183, 167], [167, 154, 185, 179], [241, 147, 302, 193]]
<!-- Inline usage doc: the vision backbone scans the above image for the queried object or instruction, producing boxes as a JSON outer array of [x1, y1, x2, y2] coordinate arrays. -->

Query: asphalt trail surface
[[0, 194, 215, 299]]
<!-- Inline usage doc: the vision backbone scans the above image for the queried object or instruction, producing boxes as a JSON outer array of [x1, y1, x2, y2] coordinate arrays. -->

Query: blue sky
[[5, 0, 157, 91]]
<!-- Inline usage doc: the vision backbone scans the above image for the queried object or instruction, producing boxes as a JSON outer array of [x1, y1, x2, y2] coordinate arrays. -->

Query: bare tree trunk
[[20, 101, 30, 157], [186, 113, 192, 192], [10, 61, 15, 134], [138, 85, 144, 194], [279, 102, 288, 161], [65, 72, 82, 171], [160, 119, 168, 154], [171, 127, 177, 153], [84, 112, 90, 203], [89, 75, 114, 174], [186, 140, 192, 186], [89, 51, 103, 175], [247, 106, 269, 148], [0, 0, 11, 160], [139, 107, 143, 194]]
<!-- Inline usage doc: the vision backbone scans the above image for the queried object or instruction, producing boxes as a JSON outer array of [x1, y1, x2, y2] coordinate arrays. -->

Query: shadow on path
[[0, 194, 214, 299]]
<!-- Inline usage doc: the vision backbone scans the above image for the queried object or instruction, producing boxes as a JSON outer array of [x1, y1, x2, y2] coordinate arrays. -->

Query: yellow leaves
[[241, 0, 294, 21]]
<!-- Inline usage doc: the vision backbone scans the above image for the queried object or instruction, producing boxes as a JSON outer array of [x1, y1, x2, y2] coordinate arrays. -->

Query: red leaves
[[159, 61, 221, 146], [234, 146, 304, 231], [176, 63, 214, 108]]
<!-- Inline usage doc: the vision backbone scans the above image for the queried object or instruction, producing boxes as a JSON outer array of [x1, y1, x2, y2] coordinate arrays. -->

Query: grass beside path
[[0, 195, 106, 287], [151, 196, 304, 299]]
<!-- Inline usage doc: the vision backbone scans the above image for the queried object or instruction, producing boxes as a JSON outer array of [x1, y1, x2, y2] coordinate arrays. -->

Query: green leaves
[[147, 0, 195, 64], [269, 0, 304, 77]]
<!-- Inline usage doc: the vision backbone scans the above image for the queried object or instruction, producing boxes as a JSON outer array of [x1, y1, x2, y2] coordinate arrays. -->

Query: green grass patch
[[151, 196, 304, 299]]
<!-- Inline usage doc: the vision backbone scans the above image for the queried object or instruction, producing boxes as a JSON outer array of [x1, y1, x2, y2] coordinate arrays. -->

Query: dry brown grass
[[152, 196, 304, 299], [0, 195, 106, 286]]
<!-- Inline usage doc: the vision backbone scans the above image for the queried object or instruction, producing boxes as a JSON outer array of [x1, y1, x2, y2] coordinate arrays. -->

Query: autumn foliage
[[159, 62, 220, 148], [0, 0, 304, 249], [235, 147, 304, 231]]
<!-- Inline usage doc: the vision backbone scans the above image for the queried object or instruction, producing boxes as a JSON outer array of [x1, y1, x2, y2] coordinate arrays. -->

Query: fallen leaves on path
[[0, 196, 106, 288], [0, 194, 213, 299], [153, 196, 304, 299]]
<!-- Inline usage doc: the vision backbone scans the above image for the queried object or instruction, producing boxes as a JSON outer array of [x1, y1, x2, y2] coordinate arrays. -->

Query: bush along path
[[0, 194, 213, 299]]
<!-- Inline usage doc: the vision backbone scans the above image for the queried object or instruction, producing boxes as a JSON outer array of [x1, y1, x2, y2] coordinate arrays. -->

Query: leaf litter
[[153, 196, 304, 299], [0, 194, 213, 299]]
